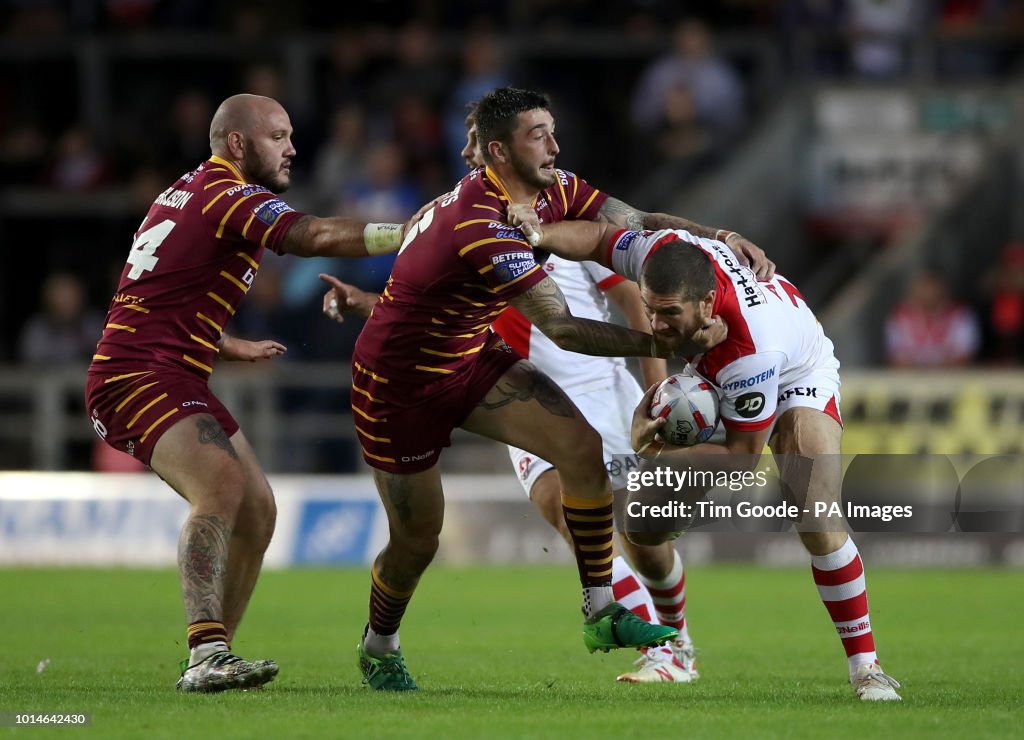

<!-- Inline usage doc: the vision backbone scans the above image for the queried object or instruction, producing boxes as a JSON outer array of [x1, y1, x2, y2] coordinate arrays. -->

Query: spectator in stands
[[392, 92, 446, 196], [369, 21, 449, 111], [844, 0, 928, 79], [978, 241, 1024, 364], [281, 141, 418, 321], [43, 126, 109, 191], [629, 80, 717, 210], [630, 18, 746, 148], [885, 269, 981, 367], [17, 271, 104, 366], [323, 29, 373, 110], [313, 104, 369, 211], [0, 116, 49, 186], [443, 28, 512, 178], [159, 89, 214, 178]]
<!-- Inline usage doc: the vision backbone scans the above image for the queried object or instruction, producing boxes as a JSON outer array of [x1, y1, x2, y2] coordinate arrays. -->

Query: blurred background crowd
[[2, 0, 1023, 471]]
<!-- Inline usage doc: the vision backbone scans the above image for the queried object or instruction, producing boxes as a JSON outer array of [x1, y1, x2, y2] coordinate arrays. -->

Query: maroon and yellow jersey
[[352, 166, 606, 389], [89, 155, 304, 377]]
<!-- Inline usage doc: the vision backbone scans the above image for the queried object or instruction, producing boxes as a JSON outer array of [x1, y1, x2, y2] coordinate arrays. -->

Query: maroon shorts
[[85, 365, 238, 467], [351, 337, 522, 473]]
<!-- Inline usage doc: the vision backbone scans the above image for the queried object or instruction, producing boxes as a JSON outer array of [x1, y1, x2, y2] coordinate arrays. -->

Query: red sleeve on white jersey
[[580, 261, 624, 291], [714, 352, 786, 431], [606, 228, 700, 282]]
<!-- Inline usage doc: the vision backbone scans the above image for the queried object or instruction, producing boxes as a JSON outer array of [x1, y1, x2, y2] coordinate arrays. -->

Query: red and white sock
[[811, 536, 878, 680], [638, 549, 689, 643], [611, 555, 659, 624]]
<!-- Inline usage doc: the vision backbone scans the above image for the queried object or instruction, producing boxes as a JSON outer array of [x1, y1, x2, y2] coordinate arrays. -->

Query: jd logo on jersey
[[735, 392, 765, 418]]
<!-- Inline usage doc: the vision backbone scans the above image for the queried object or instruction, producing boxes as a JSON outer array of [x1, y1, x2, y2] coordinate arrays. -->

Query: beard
[[508, 148, 555, 191], [245, 150, 291, 193]]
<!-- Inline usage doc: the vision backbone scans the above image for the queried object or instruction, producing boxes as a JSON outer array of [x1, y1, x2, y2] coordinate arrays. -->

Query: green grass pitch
[[1, 565, 1020, 738]]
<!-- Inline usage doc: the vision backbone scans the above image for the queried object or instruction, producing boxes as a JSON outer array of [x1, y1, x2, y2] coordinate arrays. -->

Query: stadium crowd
[[4, 3, 1023, 354]]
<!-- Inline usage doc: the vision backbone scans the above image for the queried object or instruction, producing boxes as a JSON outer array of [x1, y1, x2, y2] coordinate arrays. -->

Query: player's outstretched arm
[[511, 216, 620, 266], [605, 280, 667, 388], [279, 216, 405, 259], [512, 276, 725, 359], [319, 273, 377, 322], [595, 196, 776, 280]]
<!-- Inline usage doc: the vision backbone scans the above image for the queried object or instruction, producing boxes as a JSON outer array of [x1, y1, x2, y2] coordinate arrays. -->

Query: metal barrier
[[1, 364, 1022, 471]]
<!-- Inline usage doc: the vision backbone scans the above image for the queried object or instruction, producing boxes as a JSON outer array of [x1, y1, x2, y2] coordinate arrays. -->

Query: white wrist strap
[[363, 223, 403, 255]]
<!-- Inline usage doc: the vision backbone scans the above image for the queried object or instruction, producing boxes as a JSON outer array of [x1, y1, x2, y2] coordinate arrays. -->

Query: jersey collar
[[209, 154, 245, 182], [484, 165, 539, 209]]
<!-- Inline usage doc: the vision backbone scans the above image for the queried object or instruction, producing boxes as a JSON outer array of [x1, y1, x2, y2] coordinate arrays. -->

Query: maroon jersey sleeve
[[547, 169, 608, 222], [200, 179, 304, 255]]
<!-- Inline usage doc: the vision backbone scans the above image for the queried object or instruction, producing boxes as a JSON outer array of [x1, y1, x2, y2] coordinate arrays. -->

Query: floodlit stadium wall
[[1, 472, 1021, 568]]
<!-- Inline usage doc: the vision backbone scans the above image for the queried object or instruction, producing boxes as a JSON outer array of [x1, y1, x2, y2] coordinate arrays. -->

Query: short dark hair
[[464, 100, 478, 128], [641, 240, 716, 303], [474, 87, 551, 165]]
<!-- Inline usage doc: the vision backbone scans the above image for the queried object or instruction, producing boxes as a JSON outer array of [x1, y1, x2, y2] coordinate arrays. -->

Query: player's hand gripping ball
[[649, 372, 720, 447]]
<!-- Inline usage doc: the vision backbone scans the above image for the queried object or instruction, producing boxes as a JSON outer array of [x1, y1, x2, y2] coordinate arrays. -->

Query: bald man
[[86, 94, 407, 692]]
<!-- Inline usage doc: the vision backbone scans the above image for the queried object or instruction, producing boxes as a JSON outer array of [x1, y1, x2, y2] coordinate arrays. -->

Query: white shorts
[[507, 372, 644, 495], [774, 356, 843, 426]]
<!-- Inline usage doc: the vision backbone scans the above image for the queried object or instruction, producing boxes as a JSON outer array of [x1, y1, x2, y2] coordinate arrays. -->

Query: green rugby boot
[[583, 602, 680, 653], [358, 641, 419, 691]]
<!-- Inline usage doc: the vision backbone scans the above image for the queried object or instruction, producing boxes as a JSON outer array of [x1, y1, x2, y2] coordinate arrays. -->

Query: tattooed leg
[[477, 361, 578, 418], [195, 416, 239, 460], [364, 467, 445, 638], [179, 512, 230, 623]]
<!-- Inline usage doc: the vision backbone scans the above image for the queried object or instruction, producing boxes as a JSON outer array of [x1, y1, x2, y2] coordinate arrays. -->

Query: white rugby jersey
[[607, 228, 839, 432], [492, 255, 631, 394]]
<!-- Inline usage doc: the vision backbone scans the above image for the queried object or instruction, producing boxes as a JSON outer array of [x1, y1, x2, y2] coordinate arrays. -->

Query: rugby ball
[[649, 372, 720, 447]]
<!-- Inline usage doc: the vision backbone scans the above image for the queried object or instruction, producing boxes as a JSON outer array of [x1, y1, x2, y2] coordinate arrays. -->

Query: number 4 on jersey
[[126, 219, 176, 280]]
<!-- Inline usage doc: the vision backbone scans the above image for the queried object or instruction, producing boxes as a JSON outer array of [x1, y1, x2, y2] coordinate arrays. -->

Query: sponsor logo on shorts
[[778, 387, 819, 403], [735, 392, 765, 418], [253, 198, 294, 226], [126, 441, 136, 457], [606, 455, 640, 481], [519, 456, 533, 480], [181, 400, 209, 408], [90, 410, 107, 439], [722, 367, 775, 391], [400, 450, 436, 463]]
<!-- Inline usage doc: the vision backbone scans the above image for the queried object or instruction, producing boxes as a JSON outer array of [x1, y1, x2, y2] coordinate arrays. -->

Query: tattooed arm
[[605, 279, 667, 389], [512, 276, 722, 359], [278, 215, 406, 259], [595, 196, 775, 280]]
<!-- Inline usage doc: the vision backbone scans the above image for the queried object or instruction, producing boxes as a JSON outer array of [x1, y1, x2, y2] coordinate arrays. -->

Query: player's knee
[[390, 516, 442, 557], [247, 486, 277, 548], [551, 423, 606, 487], [398, 531, 441, 567], [625, 529, 674, 547], [798, 529, 848, 556], [203, 474, 246, 517]]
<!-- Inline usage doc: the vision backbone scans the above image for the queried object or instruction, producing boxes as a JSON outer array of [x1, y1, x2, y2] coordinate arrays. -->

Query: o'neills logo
[[836, 620, 870, 635], [401, 450, 435, 462]]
